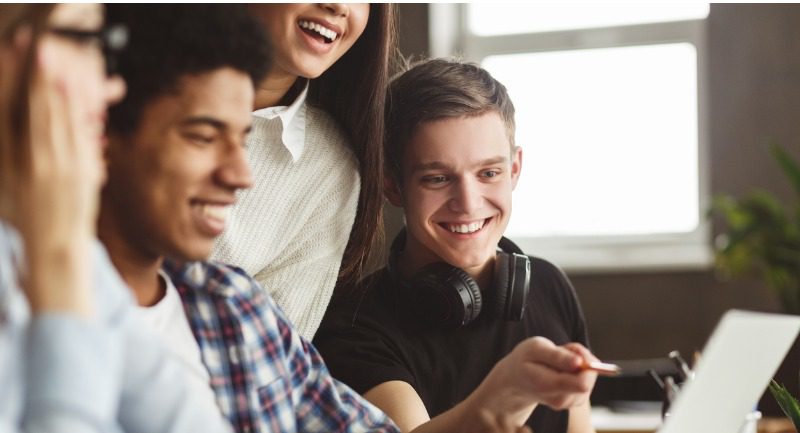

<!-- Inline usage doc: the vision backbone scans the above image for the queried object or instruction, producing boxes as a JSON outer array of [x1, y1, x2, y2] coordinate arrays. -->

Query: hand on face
[[1, 4, 124, 317]]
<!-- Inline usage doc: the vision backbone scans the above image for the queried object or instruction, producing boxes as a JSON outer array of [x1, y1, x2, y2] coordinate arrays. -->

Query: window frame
[[429, 4, 713, 273]]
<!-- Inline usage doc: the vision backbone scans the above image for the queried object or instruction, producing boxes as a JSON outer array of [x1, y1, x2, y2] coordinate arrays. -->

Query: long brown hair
[[0, 5, 55, 215], [308, 4, 398, 292]]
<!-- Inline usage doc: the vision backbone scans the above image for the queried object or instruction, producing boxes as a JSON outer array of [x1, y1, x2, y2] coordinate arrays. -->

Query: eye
[[482, 169, 501, 179], [184, 132, 216, 145], [422, 175, 448, 185]]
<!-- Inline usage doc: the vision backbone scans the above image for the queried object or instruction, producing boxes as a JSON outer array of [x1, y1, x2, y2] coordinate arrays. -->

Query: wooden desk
[[592, 406, 795, 433], [595, 417, 795, 433]]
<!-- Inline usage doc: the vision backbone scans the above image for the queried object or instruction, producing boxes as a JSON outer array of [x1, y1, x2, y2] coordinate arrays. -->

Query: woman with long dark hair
[[211, 3, 397, 339]]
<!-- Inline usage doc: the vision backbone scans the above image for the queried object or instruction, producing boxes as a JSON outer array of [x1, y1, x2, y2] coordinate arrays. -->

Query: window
[[430, 3, 712, 272]]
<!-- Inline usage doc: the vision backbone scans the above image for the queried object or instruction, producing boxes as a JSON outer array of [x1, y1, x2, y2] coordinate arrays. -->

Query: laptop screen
[[659, 310, 800, 433]]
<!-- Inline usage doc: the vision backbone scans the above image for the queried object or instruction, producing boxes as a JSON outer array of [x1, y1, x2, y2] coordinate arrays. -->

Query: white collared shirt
[[251, 82, 309, 162]]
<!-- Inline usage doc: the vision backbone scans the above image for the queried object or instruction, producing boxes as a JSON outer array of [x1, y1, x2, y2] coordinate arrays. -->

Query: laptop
[[658, 310, 800, 433]]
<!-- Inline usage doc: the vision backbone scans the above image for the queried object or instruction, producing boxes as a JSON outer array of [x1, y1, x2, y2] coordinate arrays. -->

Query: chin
[[174, 244, 213, 262]]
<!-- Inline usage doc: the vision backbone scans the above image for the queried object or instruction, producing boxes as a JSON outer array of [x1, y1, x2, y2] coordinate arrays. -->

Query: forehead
[[49, 3, 102, 27], [144, 67, 254, 131], [404, 112, 511, 169]]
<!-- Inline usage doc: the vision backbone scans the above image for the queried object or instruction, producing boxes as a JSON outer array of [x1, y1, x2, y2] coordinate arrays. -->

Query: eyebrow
[[178, 116, 252, 134], [410, 156, 509, 173]]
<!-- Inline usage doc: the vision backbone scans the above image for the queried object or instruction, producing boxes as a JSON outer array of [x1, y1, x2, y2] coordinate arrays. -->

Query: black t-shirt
[[314, 256, 589, 433]]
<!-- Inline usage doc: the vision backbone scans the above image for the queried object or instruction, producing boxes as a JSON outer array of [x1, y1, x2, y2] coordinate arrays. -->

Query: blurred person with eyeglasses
[[0, 4, 235, 432]]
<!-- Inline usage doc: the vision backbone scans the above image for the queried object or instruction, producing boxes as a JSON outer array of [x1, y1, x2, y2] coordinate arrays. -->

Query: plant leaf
[[770, 142, 800, 198], [769, 380, 800, 430]]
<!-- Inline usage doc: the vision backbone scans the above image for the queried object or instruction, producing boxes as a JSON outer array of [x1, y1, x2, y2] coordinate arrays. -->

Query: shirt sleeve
[[314, 300, 417, 395], [21, 314, 120, 433], [253, 285, 400, 433], [534, 258, 590, 347]]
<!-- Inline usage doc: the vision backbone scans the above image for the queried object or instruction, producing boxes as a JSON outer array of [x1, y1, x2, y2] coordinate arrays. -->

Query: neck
[[97, 209, 165, 307], [398, 238, 495, 290], [254, 70, 305, 109]]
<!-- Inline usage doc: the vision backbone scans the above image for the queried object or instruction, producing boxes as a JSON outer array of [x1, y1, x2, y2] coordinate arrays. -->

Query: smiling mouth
[[298, 20, 339, 43], [440, 218, 491, 234]]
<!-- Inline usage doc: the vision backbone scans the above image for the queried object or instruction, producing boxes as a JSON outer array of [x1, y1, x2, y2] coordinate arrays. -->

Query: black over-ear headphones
[[387, 228, 531, 328]]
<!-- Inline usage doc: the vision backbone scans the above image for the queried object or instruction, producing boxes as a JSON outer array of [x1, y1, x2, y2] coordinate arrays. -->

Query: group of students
[[0, 4, 600, 433]]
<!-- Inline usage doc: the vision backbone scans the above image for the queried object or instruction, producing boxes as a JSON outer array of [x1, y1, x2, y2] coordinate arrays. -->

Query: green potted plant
[[711, 143, 800, 314], [712, 143, 800, 425], [769, 380, 800, 430]]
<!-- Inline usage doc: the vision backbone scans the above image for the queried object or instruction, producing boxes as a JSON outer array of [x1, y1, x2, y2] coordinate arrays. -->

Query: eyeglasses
[[47, 24, 128, 75]]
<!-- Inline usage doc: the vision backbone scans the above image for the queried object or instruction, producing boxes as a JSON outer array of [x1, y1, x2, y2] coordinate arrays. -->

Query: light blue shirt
[[0, 221, 232, 433]]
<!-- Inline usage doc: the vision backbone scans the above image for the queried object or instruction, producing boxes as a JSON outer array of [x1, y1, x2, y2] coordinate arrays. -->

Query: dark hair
[[309, 4, 398, 291], [385, 58, 516, 182], [106, 4, 271, 135]]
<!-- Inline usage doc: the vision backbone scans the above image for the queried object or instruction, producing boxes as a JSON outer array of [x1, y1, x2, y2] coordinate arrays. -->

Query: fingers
[[514, 337, 598, 410], [564, 342, 600, 366], [523, 336, 583, 372]]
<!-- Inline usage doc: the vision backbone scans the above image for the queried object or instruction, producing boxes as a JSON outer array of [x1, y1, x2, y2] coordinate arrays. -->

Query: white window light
[[430, 3, 712, 273]]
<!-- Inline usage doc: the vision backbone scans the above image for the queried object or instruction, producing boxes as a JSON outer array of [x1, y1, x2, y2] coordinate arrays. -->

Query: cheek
[[349, 4, 370, 39], [51, 50, 108, 130]]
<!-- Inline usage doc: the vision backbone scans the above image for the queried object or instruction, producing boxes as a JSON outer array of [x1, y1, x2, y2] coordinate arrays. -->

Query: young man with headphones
[[314, 59, 598, 433]]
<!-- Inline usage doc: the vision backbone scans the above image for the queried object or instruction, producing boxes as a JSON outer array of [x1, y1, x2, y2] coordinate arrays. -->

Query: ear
[[384, 175, 404, 207], [510, 146, 523, 190]]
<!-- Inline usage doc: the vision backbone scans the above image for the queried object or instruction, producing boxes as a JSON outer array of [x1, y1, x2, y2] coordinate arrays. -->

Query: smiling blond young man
[[315, 59, 599, 433]]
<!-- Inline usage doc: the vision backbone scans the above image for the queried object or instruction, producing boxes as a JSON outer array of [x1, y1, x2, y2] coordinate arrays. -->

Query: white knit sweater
[[211, 103, 360, 340]]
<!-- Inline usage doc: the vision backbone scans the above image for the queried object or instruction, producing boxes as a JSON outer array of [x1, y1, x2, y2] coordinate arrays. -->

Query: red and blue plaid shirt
[[164, 260, 398, 433]]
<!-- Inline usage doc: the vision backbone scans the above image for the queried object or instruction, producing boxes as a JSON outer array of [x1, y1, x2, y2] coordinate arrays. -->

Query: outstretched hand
[[470, 336, 598, 427]]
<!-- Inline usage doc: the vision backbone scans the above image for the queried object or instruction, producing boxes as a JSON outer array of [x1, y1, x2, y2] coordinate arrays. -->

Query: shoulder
[[163, 259, 264, 300], [165, 259, 300, 338], [317, 268, 401, 341], [525, 255, 582, 312], [325, 269, 394, 322], [304, 104, 359, 172]]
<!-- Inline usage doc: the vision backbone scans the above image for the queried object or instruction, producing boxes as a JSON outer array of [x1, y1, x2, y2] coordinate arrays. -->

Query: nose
[[217, 143, 253, 191], [104, 74, 126, 106], [320, 3, 349, 17], [448, 177, 483, 215]]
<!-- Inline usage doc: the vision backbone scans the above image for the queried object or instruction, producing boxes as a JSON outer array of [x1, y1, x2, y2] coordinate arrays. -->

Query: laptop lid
[[658, 310, 800, 433]]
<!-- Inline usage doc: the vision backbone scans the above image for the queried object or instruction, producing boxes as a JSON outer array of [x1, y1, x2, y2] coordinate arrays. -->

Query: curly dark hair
[[106, 4, 271, 135]]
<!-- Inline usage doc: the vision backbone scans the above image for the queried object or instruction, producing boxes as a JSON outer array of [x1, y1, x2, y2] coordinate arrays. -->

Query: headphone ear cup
[[410, 263, 482, 327], [492, 253, 513, 319], [506, 254, 531, 321], [492, 253, 531, 321]]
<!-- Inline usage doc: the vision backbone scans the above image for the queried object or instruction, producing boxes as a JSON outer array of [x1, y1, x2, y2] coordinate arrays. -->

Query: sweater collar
[[251, 81, 308, 162]]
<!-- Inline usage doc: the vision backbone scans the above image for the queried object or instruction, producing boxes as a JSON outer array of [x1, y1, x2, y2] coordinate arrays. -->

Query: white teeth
[[201, 204, 230, 222], [447, 220, 485, 234], [299, 20, 338, 42]]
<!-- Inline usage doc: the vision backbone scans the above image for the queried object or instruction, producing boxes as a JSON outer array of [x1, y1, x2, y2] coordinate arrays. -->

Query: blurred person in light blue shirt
[[0, 4, 234, 432]]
